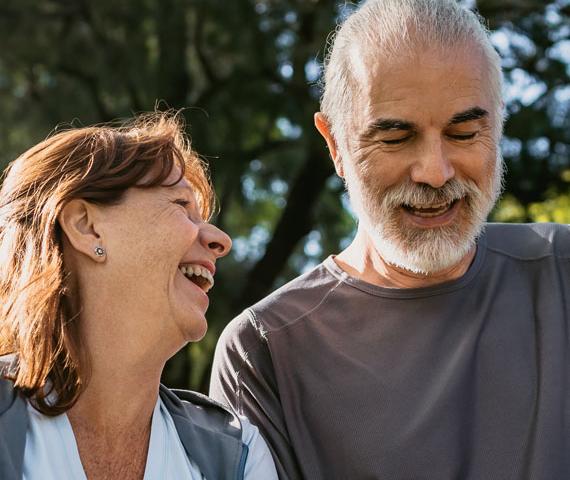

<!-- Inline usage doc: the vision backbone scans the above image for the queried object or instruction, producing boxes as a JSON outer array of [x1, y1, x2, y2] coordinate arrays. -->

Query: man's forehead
[[349, 44, 493, 124], [358, 42, 485, 86]]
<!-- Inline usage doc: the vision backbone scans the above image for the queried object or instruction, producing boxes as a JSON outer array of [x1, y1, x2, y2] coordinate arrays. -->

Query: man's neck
[[335, 231, 476, 289]]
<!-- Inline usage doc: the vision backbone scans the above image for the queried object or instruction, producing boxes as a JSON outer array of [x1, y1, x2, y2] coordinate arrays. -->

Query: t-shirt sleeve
[[209, 310, 303, 480]]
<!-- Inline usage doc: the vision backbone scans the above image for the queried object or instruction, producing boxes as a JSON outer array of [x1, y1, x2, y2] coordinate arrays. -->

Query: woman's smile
[[178, 263, 215, 293]]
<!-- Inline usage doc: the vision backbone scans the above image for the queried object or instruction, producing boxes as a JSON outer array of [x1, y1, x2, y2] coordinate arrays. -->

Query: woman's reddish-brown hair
[[0, 112, 214, 415]]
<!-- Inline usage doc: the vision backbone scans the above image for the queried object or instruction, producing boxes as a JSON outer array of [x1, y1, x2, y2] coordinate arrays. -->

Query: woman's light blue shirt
[[23, 397, 277, 479]]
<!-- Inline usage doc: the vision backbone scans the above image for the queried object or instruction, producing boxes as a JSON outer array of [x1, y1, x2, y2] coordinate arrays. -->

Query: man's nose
[[201, 223, 232, 259], [409, 135, 455, 188]]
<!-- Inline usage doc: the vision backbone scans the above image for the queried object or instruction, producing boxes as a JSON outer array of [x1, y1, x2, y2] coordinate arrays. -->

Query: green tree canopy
[[0, 0, 568, 391]]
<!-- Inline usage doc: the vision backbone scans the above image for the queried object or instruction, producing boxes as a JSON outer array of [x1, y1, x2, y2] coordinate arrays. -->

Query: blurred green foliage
[[0, 0, 568, 392]]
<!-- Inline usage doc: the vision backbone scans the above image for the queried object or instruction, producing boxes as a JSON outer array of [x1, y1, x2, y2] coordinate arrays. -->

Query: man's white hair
[[321, 0, 504, 150]]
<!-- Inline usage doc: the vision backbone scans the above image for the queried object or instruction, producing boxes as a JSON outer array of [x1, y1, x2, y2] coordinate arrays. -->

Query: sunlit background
[[0, 0, 568, 391]]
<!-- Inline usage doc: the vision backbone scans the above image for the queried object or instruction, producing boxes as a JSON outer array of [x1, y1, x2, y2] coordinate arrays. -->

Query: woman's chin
[[188, 325, 208, 343], [179, 314, 208, 343]]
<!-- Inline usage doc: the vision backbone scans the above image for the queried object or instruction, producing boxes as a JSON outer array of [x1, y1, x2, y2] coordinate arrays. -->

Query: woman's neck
[[66, 357, 163, 480], [68, 363, 161, 433]]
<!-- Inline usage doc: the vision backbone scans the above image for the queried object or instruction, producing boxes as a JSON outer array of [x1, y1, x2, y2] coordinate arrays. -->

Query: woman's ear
[[58, 199, 106, 262], [314, 112, 344, 178]]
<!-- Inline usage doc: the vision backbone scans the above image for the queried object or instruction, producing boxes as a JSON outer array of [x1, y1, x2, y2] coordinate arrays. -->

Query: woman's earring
[[94, 246, 106, 257]]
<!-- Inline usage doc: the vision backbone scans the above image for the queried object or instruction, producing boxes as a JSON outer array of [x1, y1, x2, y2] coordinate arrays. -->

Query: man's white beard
[[344, 156, 504, 275]]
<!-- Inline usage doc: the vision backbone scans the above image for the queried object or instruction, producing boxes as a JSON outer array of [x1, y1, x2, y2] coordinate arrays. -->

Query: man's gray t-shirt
[[210, 223, 570, 479]]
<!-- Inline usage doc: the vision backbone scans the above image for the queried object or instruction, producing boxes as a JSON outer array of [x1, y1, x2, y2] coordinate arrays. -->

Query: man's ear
[[58, 199, 105, 262], [314, 112, 344, 178]]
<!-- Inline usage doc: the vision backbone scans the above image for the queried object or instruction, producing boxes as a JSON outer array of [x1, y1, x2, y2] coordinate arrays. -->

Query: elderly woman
[[0, 113, 277, 479]]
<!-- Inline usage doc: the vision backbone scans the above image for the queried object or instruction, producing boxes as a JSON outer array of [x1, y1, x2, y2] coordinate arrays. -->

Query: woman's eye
[[174, 199, 190, 208]]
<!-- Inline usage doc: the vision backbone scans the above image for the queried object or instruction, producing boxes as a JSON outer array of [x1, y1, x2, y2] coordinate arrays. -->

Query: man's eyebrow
[[448, 107, 488, 125], [361, 118, 416, 139]]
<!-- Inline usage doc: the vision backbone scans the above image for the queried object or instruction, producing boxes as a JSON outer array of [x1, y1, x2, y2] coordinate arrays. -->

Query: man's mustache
[[380, 179, 481, 210]]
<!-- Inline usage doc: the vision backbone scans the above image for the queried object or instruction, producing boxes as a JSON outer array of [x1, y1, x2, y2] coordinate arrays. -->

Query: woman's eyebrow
[[169, 182, 194, 195]]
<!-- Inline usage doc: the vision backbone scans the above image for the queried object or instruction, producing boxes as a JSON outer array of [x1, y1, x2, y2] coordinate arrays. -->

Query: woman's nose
[[202, 223, 232, 258]]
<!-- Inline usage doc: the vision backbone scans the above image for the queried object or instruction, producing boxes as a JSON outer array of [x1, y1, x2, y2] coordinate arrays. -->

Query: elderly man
[[210, 0, 570, 478]]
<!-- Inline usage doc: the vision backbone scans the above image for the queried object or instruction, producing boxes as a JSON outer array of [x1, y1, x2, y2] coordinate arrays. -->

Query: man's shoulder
[[225, 260, 340, 339], [249, 259, 340, 330], [485, 222, 570, 260]]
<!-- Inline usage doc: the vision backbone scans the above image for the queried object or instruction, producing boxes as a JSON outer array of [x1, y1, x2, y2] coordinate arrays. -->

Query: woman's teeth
[[404, 199, 457, 217], [179, 264, 214, 292]]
